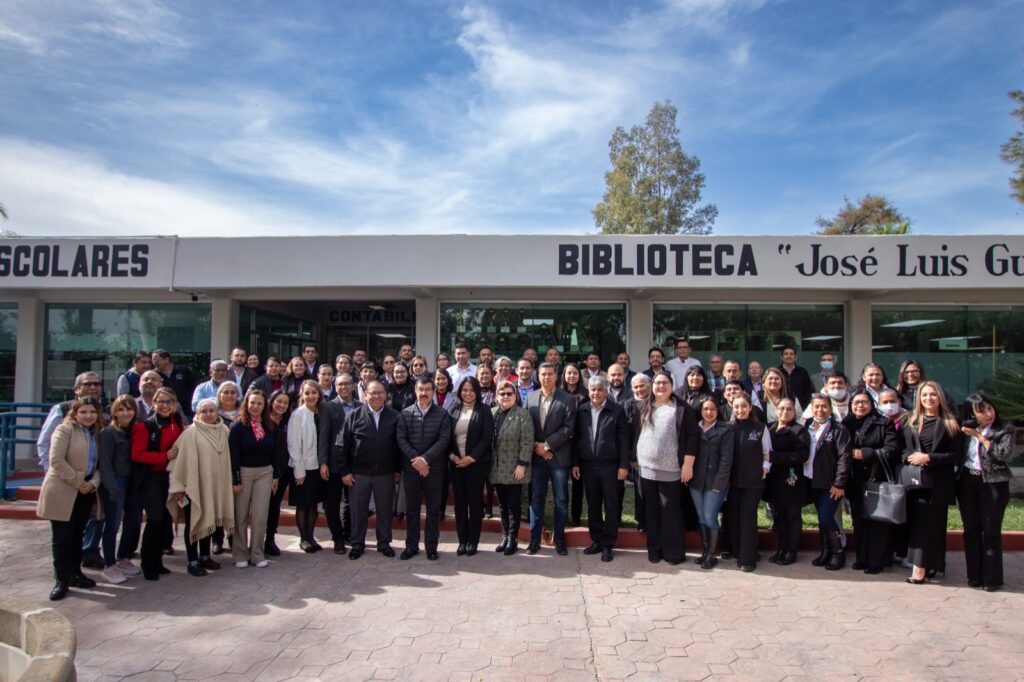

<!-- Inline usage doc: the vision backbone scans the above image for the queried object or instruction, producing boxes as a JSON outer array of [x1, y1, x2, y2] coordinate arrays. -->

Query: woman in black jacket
[[675, 366, 714, 412], [903, 381, 962, 584], [766, 398, 809, 566], [263, 390, 293, 557], [842, 389, 899, 574], [804, 394, 853, 571], [387, 362, 415, 412], [728, 393, 771, 572], [448, 377, 495, 556], [957, 393, 1011, 591], [682, 397, 733, 569]]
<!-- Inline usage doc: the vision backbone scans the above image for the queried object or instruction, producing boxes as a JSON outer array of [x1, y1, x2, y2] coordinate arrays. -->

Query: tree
[[593, 100, 717, 235], [0, 203, 7, 220], [815, 194, 910, 235], [1000, 89, 1024, 206]]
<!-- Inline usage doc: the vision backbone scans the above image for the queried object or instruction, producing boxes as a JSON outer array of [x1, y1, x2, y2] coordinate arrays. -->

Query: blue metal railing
[[0, 402, 52, 499]]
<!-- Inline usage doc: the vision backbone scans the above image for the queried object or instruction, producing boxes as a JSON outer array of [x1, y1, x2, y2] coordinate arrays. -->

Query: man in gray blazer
[[525, 362, 577, 555]]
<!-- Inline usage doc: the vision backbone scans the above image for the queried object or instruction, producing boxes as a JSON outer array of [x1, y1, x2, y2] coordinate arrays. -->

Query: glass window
[[0, 305, 15, 402], [238, 304, 317, 367], [653, 304, 844, 374], [439, 302, 627, 368], [873, 305, 1024, 405], [44, 303, 211, 403]]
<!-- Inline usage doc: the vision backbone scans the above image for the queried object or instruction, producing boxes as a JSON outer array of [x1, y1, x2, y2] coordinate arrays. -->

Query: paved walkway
[[1, 520, 1022, 681]]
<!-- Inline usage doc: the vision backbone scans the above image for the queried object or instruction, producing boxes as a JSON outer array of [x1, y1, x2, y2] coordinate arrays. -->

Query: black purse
[[899, 420, 938, 490], [862, 449, 906, 524]]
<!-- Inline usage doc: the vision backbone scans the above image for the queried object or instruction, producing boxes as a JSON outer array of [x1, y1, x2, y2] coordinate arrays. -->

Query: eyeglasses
[[79, 381, 101, 387], [497, 391, 515, 397], [154, 399, 175, 406], [850, 400, 872, 407]]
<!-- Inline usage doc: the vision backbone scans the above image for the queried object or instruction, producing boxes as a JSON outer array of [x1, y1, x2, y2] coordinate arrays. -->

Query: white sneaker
[[235, 561, 249, 568], [101, 565, 128, 584], [116, 559, 141, 576], [255, 560, 269, 568]]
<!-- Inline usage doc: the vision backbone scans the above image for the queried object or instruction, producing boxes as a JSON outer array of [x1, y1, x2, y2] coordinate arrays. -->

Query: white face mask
[[812, 415, 829, 424], [827, 387, 847, 400], [820, 360, 834, 370], [879, 402, 901, 417]]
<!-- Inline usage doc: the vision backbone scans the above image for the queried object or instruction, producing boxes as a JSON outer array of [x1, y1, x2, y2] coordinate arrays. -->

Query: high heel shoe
[[905, 576, 927, 585]]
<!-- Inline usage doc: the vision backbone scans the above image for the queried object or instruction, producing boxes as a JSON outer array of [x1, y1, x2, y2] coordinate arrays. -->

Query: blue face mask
[[820, 360, 834, 371]]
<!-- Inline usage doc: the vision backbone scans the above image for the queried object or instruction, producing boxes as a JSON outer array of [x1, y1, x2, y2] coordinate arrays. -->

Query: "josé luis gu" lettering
[[795, 242, 1024, 278]]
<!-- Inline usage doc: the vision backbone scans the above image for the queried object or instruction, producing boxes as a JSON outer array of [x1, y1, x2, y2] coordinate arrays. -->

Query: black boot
[[811, 529, 830, 567], [826, 531, 846, 571], [694, 526, 709, 565], [264, 535, 281, 557], [50, 572, 70, 601], [701, 529, 718, 569], [504, 519, 520, 556], [495, 534, 509, 553]]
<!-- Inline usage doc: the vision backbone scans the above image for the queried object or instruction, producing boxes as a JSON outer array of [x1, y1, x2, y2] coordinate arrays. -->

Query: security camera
[[191, 294, 199, 302]]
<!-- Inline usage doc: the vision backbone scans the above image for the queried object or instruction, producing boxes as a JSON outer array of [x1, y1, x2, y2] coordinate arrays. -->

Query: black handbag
[[863, 453, 906, 524], [898, 419, 939, 490]]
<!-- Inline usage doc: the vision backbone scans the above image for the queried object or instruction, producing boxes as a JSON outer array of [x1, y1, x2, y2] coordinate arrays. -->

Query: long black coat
[[842, 413, 900, 483], [766, 422, 810, 505]]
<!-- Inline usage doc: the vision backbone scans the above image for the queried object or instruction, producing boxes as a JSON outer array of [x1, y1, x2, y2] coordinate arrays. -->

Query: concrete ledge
[[0, 596, 76, 682]]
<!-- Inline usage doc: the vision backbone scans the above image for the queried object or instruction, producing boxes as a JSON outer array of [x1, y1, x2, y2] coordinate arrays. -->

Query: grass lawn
[[540, 483, 1024, 531]]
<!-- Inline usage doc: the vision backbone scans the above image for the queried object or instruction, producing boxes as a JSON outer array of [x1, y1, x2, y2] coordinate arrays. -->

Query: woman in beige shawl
[[169, 399, 234, 577]]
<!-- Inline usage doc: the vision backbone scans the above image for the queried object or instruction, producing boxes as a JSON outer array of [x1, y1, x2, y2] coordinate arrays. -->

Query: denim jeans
[[689, 487, 727, 530], [814, 489, 841, 535], [81, 513, 102, 561], [529, 459, 569, 545], [100, 477, 128, 567]]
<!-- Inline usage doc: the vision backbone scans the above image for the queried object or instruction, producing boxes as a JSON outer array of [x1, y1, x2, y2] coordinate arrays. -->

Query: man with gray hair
[[572, 376, 631, 562], [36, 371, 107, 470], [190, 359, 229, 413]]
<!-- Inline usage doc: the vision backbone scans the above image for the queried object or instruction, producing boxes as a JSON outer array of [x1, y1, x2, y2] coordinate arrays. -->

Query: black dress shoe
[[851, 561, 865, 570], [157, 565, 171, 575], [601, 548, 614, 562], [905, 576, 926, 585], [967, 579, 983, 588], [348, 548, 364, 560], [503, 540, 518, 556], [50, 580, 69, 601], [778, 552, 796, 566], [264, 540, 281, 557], [983, 584, 1001, 592], [526, 542, 540, 555], [70, 573, 97, 589], [466, 544, 478, 556], [400, 549, 418, 560], [187, 561, 208, 577], [333, 542, 347, 555], [648, 550, 662, 564], [426, 550, 439, 561], [456, 544, 467, 556], [768, 551, 781, 564], [300, 541, 317, 554], [378, 545, 395, 558], [740, 564, 756, 572], [311, 540, 324, 552], [555, 545, 568, 556], [720, 551, 733, 560], [583, 543, 601, 555], [201, 558, 221, 571], [864, 567, 882, 575], [163, 546, 175, 556], [212, 542, 224, 556], [143, 572, 159, 581]]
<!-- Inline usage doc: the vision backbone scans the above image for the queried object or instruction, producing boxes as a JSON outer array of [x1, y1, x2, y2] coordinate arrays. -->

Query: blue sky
[[1, 0, 1022, 237]]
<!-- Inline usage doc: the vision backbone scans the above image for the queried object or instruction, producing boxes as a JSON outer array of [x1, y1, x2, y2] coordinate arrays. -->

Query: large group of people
[[35, 341, 1015, 602]]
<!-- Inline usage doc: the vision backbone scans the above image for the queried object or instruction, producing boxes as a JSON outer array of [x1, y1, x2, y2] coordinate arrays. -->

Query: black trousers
[[847, 477, 866, 557], [51, 491, 93, 579], [451, 461, 487, 545], [582, 461, 621, 548], [680, 482, 700, 532], [570, 476, 584, 525], [907, 491, 948, 572], [849, 480, 893, 570], [774, 501, 803, 555], [640, 477, 685, 563], [323, 472, 347, 544], [350, 474, 395, 549], [727, 487, 761, 567], [633, 474, 647, 529], [957, 474, 1009, 588], [141, 513, 172, 575], [494, 483, 523, 540], [266, 468, 293, 542], [404, 468, 444, 552], [183, 499, 212, 563]]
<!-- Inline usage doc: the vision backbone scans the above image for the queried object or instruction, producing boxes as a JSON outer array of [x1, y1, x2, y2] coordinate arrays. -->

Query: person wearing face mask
[[804, 394, 852, 571], [803, 371, 852, 421], [811, 352, 837, 392], [957, 394, 1015, 592], [766, 398, 809, 566], [842, 390, 899, 574], [877, 388, 909, 427]]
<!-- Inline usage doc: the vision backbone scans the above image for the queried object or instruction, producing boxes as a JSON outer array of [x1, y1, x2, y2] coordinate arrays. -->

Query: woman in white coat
[[288, 380, 323, 552]]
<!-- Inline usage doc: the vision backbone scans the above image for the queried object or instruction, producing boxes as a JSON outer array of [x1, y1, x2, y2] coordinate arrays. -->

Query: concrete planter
[[0, 596, 75, 682]]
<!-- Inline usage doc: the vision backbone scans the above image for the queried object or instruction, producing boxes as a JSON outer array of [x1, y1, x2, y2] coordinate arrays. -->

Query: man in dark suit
[[606, 364, 633, 404], [228, 347, 258, 394], [318, 373, 362, 554], [525, 362, 577, 555], [779, 345, 814, 409], [396, 377, 452, 561], [332, 380, 402, 560], [572, 376, 631, 562]]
